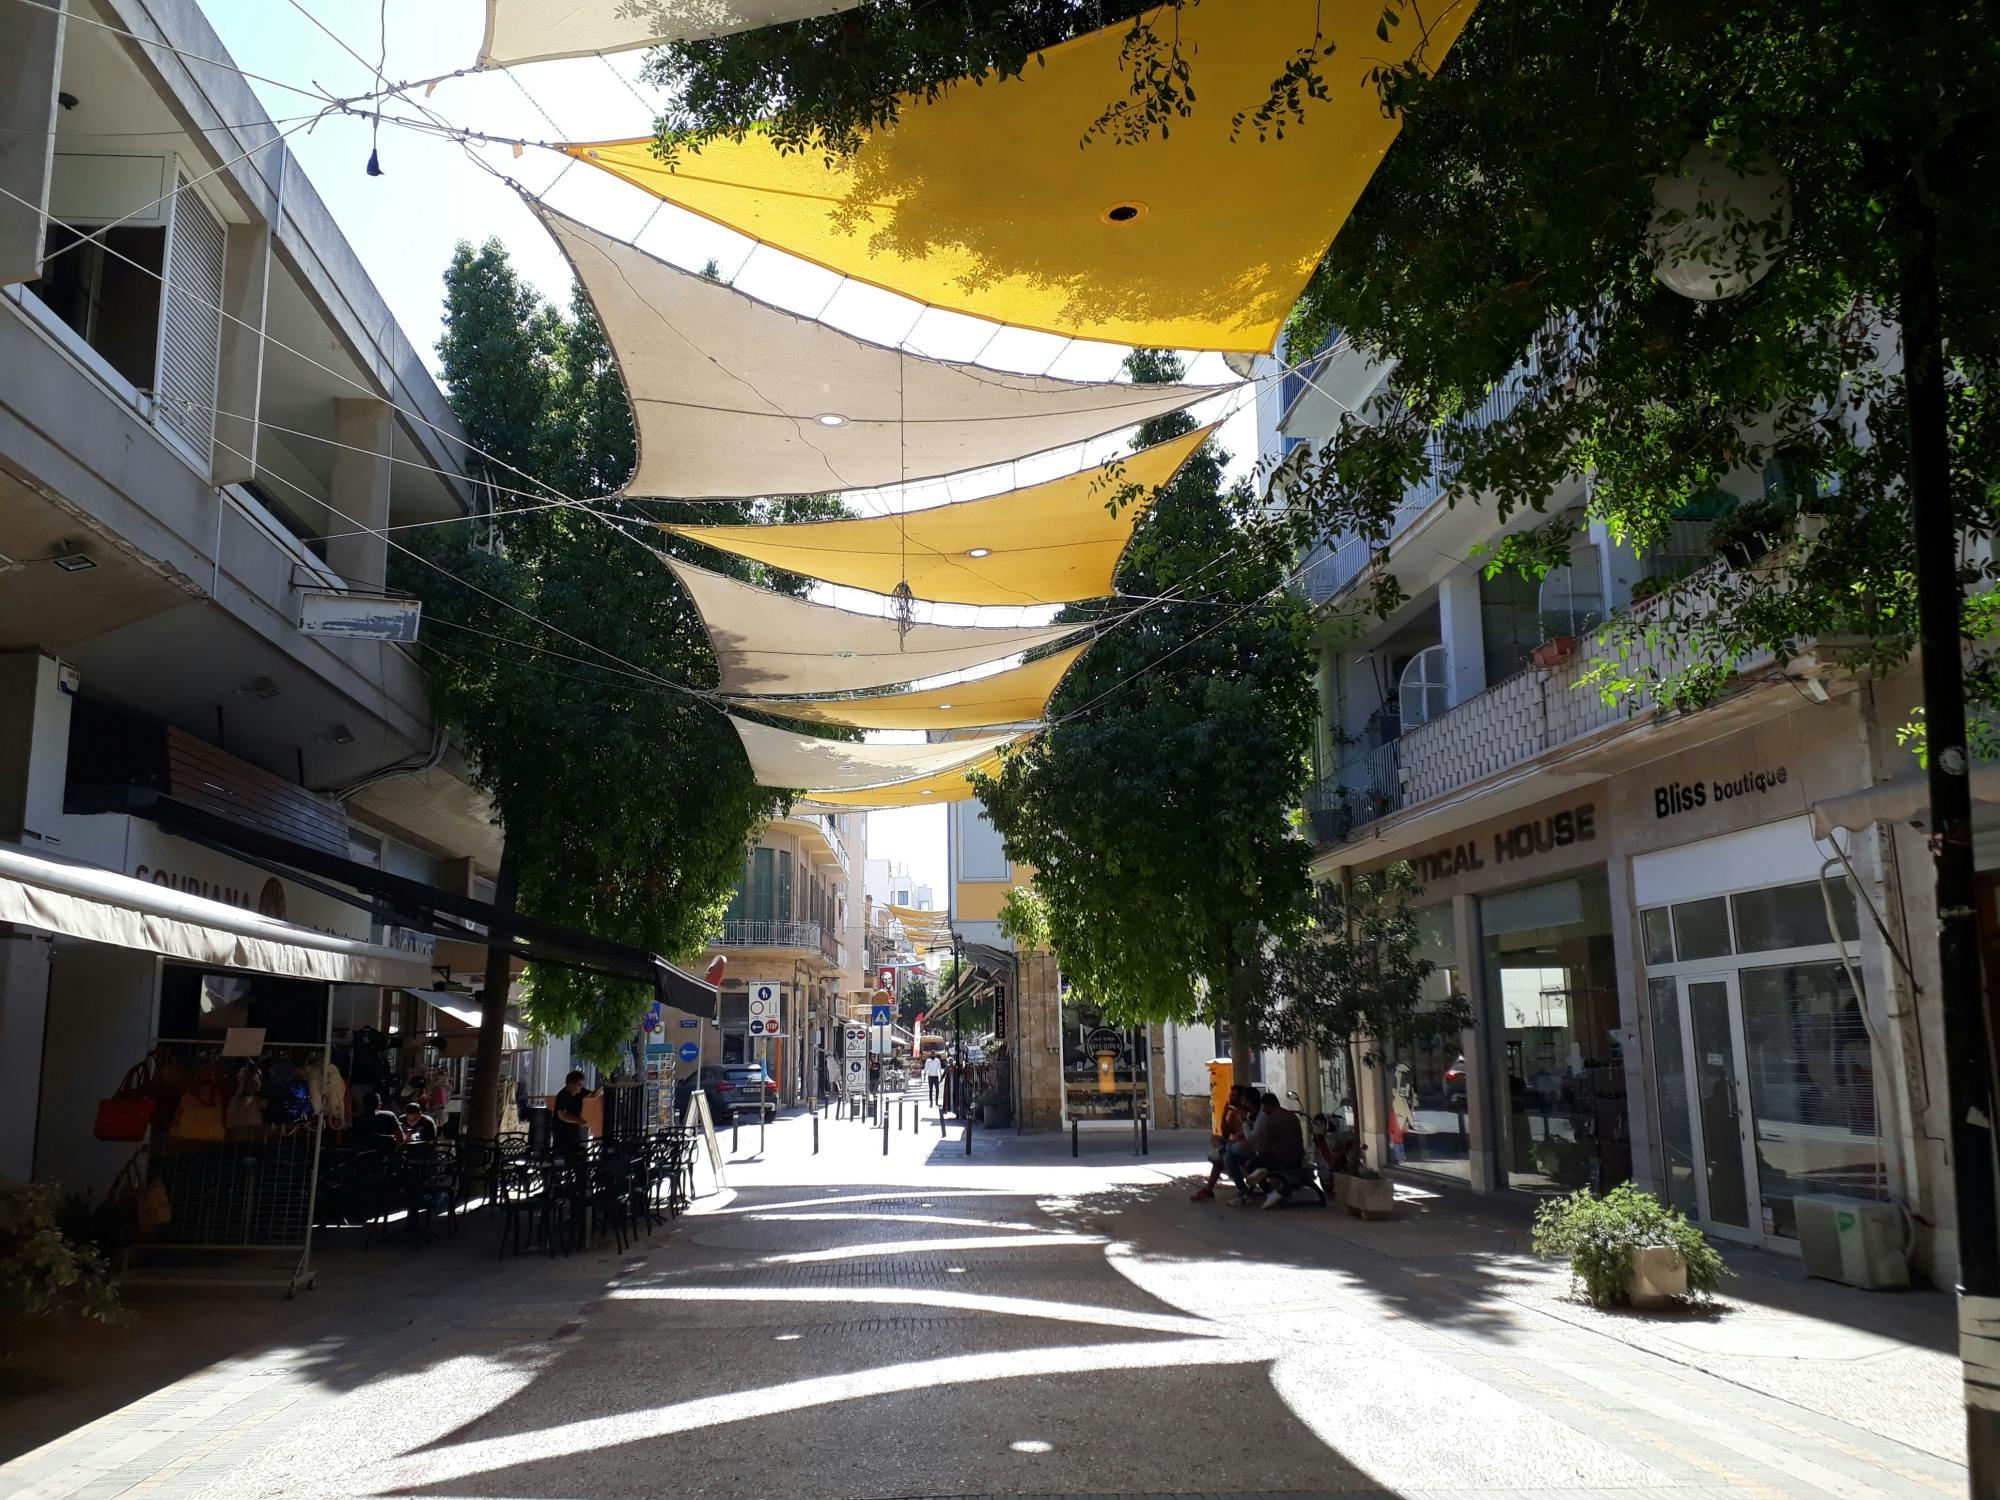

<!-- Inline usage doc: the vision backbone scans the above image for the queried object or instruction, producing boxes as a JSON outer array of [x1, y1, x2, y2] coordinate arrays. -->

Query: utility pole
[[1901, 182, 2000, 1492]]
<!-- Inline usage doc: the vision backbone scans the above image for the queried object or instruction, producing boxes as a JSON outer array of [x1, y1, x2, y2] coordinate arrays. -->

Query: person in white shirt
[[923, 1052, 944, 1105]]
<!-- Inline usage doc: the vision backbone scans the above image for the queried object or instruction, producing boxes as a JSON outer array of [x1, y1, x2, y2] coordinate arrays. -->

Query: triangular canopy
[[538, 203, 1217, 500], [729, 715, 1016, 791], [800, 750, 1010, 808], [560, 0, 1478, 353], [478, 0, 867, 68], [725, 643, 1086, 731], [665, 556, 1084, 694], [666, 425, 1212, 605]]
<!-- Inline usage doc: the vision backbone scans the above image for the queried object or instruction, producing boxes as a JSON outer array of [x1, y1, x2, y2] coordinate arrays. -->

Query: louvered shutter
[[155, 173, 225, 465]]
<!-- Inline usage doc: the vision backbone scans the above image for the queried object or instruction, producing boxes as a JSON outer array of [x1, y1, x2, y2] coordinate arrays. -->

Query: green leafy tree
[[972, 353, 1317, 1042], [413, 239, 842, 1131], [1258, 864, 1470, 1154], [896, 971, 933, 1029]]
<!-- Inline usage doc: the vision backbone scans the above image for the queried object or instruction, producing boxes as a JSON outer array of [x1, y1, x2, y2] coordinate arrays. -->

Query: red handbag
[[95, 1057, 159, 1141]]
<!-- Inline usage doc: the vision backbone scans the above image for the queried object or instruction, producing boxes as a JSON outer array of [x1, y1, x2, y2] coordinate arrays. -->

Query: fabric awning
[[478, 0, 865, 68], [798, 748, 1010, 807], [0, 842, 433, 987], [665, 555, 1086, 694], [725, 643, 1085, 731], [538, 204, 1216, 500], [416, 990, 528, 1050], [1809, 764, 2000, 839], [135, 797, 719, 1018], [729, 715, 1017, 791], [664, 425, 1213, 604], [559, 0, 1479, 353]]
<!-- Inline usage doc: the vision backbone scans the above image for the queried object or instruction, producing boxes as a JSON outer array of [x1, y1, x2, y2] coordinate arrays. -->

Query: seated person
[[1232, 1092, 1305, 1208], [400, 1097, 439, 1145], [360, 1092, 405, 1145], [1192, 1085, 1256, 1202]]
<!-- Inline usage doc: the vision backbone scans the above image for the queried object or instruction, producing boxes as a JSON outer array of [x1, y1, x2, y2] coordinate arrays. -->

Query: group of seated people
[[1191, 1085, 1312, 1209], [358, 1089, 441, 1146]]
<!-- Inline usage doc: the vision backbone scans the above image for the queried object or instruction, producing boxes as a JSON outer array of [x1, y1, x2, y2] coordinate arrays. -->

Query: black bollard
[[882, 1097, 889, 1156], [1071, 1118, 1079, 1158], [965, 1116, 973, 1155], [1141, 1114, 1149, 1156], [732, 1117, 740, 1154], [813, 1114, 820, 1155]]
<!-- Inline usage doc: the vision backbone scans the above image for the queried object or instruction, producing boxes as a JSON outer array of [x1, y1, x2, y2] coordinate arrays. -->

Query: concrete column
[[326, 396, 393, 590], [1592, 517, 1643, 614], [0, 0, 64, 287], [0, 651, 75, 844], [1604, 849, 1652, 1193], [211, 218, 273, 485], [1437, 568, 1487, 707], [1455, 892, 1503, 1192], [0, 932, 52, 1180]]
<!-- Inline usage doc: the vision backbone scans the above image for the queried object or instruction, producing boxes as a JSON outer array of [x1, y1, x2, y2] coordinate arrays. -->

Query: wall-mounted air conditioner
[[1792, 1195, 1909, 1290]]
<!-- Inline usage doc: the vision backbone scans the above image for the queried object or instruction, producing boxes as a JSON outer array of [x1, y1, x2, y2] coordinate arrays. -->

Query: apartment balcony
[[780, 812, 849, 873], [715, 919, 842, 966], [1311, 587, 1809, 859]]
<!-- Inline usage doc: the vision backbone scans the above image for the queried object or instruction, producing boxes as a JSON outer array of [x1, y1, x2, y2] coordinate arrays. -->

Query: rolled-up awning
[[0, 843, 433, 987], [1808, 764, 2000, 839], [414, 990, 527, 1050]]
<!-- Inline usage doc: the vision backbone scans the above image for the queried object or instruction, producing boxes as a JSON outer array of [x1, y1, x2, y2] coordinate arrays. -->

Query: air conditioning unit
[[1792, 1195, 1910, 1290]]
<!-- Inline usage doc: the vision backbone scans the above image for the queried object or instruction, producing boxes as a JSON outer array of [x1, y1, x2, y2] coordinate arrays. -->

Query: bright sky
[[192, 0, 1266, 892]]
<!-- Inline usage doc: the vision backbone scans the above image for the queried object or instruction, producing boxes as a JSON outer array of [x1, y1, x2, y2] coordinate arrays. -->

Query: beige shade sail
[[538, 203, 1218, 500], [799, 750, 1010, 808], [724, 643, 1085, 730], [666, 425, 1212, 605], [664, 555, 1085, 694], [478, 0, 866, 68], [559, 0, 1479, 353], [730, 715, 1016, 791]]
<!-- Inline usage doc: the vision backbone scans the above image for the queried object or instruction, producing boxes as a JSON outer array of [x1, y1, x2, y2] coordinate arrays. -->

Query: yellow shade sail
[[666, 426, 1212, 606], [560, 0, 1478, 353], [800, 750, 1009, 808], [726, 643, 1086, 731], [729, 715, 1015, 791]]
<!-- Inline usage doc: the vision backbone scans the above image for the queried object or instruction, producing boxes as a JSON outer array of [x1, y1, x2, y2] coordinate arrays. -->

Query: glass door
[[1680, 974, 1758, 1241]]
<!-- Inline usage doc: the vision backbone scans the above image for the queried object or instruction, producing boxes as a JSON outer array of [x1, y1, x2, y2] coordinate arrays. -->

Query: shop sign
[[1653, 764, 1791, 820], [373, 923, 438, 960], [1410, 804, 1597, 883], [126, 821, 372, 942]]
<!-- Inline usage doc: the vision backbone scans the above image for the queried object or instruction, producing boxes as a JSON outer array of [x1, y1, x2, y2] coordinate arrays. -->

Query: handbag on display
[[94, 1057, 159, 1141], [168, 1063, 228, 1144], [136, 1178, 172, 1237]]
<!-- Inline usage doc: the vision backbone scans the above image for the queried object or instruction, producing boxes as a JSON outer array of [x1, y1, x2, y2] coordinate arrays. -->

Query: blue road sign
[[870, 1003, 892, 1026], [677, 1041, 701, 1063], [678, 1017, 699, 1029]]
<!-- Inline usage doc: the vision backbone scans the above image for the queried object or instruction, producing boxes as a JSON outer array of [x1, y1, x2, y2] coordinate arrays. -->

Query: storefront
[[1334, 688, 1926, 1256], [1059, 1000, 1149, 1124]]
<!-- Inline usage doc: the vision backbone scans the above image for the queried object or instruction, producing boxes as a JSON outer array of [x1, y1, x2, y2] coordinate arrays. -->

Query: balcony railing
[[1305, 740, 1402, 845], [716, 919, 824, 951]]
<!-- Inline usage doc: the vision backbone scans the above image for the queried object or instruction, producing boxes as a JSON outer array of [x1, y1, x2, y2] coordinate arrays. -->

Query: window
[[26, 223, 166, 389], [1640, 906, 1676, 965], [751, 848, 775, 924], [1670, 897, 1733, 961], [777, 850, 793, 922], [1537, 544, 1604, 639], [1732, 880, 1858, 953], [155, 173, 226, 459], [1397, 645, 1449, 729]]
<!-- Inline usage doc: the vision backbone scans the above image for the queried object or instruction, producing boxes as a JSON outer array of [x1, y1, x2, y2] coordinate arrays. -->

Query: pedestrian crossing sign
[[870, 1003, 892, 1026]]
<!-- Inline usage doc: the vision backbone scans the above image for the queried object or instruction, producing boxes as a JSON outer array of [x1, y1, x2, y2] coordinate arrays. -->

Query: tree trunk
[[466, 850, 518, 1143], [1899, 191, 2000, 1491]]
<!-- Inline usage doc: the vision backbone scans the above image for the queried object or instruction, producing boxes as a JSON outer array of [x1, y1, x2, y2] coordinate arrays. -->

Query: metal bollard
[[1141, 1114, 1149, 1156], [882, 1098, 889, 1156], [813, 1114, 820, 1154], [732, 1118, 740, 1153], [1071, 1118, 1079, 1158], [965, 1116, 973, 1155]]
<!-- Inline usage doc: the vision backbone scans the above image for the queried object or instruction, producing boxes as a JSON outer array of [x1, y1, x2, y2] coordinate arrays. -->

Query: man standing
[[924, 1051, 944, 1106], [551, 1069, 593, 1158]]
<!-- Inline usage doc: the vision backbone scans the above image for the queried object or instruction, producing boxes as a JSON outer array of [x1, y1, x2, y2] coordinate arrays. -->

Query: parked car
[[1444, 1055, 1469, 1107], [699, 1063, 775, 1123]]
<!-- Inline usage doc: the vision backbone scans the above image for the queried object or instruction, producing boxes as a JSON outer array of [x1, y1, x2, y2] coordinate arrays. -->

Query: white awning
[[479, 0, 866, 68], [665, 556, 1086, 694], [0, 844, 433, 987], [728, 715, 1017, 791], [1808, 764, 2000, 839], [412, 989, 526, 1050], [539, 204, 1216, 499]]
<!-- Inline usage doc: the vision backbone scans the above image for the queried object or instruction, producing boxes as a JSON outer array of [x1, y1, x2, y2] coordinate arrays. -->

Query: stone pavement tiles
[[0, 1110, 1970, 1499]]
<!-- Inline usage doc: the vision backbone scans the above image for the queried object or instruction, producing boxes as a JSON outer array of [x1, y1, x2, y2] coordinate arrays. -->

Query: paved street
[[0, 1101, 1971, 1500]]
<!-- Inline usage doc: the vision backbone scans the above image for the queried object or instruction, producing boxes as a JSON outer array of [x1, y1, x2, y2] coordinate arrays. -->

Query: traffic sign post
[[746, 981, 779, 1157]]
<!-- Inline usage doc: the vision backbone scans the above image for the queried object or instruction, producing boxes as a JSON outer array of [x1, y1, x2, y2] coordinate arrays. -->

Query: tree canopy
[[643, 0, 2000, 730], [972, 353, 1317, 1028], [409, 238, 841, 1069]]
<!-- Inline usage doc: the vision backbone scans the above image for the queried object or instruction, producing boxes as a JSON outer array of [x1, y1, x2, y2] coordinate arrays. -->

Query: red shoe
[[1189, 1186, 1216, 1202]]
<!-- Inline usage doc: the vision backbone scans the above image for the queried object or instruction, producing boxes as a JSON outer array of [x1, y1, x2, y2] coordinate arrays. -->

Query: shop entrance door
[[1676, 974, 1760, 1243]]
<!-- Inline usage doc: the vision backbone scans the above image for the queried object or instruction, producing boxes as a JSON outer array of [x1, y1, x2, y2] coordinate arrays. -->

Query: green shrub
[[0, 1179, 124, 1324], [1531, 1183, 1727, 1308]]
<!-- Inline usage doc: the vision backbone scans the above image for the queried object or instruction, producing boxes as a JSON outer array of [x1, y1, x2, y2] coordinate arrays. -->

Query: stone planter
[[1629, 1245, 1689, 1308], [1334, 1172, 1395, 1220]]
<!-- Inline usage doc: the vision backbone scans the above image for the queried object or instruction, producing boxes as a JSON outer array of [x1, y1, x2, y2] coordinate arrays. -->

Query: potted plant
[[1530, 634, 1580, 668], [1260, 863, 1472, 1222], [1531, 1183, 1728, 1309]]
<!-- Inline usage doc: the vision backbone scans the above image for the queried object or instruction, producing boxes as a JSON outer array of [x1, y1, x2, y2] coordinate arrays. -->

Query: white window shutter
[[155, 173, 226, 466]]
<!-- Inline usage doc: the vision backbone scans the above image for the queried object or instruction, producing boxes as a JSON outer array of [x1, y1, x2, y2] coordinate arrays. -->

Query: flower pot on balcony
[[1334, 1171, 1395, 1220], [1629, 1245, 1689, 1308], [1530, 636, 1579, 668]]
